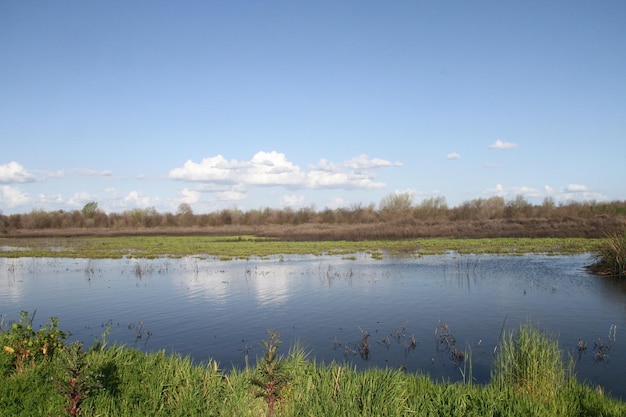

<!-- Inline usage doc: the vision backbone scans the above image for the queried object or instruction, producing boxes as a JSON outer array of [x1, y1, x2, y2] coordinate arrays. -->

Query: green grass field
[[0, 235, 602, 259]]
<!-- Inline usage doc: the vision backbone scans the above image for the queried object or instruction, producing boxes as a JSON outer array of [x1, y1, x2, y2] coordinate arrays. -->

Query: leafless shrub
[[2, 197, 625, 239]]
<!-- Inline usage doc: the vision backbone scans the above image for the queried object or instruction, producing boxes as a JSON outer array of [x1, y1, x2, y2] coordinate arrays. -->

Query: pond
[[1, 253, 625, 399]]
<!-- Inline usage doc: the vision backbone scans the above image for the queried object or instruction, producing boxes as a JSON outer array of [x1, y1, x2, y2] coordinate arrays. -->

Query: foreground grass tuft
[[491, 322, 567, 404]]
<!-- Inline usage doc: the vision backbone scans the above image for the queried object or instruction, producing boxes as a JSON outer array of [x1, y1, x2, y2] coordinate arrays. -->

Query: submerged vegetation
[[1, 313, 624, 416]]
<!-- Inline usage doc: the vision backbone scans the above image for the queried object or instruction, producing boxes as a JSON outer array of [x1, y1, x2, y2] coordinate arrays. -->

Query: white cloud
[[66, 192, 96, 208], [516, 186, 542, 198], [180, 188, 201, 204], [305, 170, 385, 189], [197, 183, 234, 192], [0, 162, 36, 183], [308, 158, 340, 172], [35, 193, 64, 206], [169, 151, 305, 186], [170, 151, 400, 192], [170, 154, 243, 182], [247, 151, 305, 185], [0, 185, 31, 206], [123, 191, 152, 207], [216, 190, 247, 201], [558, 191, 607, 202], [447, 152, 461, 160], [564, 184, 590, 192], [488, 140, 518, 150], [343, 154, 403, 169], [485, 183, 507, 197], [558, 184, 607, 202], [281, 194, 307, 207], [485, 184, 543, 199]]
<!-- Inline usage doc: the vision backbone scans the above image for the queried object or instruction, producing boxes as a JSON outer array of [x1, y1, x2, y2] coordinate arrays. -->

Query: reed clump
[[588, 229, 626, 277]]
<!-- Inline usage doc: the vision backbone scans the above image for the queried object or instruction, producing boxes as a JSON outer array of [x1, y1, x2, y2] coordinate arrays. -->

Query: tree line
[[1, 194, 625, 232]]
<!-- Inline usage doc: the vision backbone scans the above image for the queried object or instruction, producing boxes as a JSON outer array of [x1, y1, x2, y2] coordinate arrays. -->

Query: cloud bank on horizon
[[0, 140, 611, 215]]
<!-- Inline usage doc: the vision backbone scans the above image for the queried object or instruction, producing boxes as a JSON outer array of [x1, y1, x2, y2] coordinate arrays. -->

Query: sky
[[1, 1, 625, 215]]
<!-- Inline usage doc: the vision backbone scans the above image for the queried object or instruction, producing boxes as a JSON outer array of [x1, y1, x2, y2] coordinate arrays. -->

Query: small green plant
[[2, 310, 67, 374], [54, 341, 102, 416], [250, 329, 289, 417]]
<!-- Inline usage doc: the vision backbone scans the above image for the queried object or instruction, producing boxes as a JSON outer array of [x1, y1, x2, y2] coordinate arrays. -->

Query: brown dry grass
[[3, 216, 624, 241]]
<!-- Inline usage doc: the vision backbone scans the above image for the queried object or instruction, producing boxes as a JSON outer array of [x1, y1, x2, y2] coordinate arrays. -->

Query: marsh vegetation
[[0, 235, 605, 259], [588, 230, 626, 277], [2, 195, 625, 240], [1, 315, 625, 417], [2, 195, 625, 415]]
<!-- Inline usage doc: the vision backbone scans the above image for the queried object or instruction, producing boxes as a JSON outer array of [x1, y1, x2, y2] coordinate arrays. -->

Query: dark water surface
[[1, 253, 625, 398]]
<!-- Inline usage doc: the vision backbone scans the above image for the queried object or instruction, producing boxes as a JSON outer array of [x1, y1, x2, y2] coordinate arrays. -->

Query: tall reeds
[[590, 230, 626, 277]]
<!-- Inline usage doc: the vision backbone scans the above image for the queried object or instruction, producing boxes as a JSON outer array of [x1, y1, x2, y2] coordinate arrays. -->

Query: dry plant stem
[[333, 366, 342, 398]]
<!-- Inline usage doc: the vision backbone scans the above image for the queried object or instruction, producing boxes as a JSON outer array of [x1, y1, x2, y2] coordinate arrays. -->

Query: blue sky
[[1, 1, 625, 215]]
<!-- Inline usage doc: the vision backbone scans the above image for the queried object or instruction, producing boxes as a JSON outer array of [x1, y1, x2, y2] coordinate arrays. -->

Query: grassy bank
[[1, 317, 624, 417], [0, 235, 602, 259]]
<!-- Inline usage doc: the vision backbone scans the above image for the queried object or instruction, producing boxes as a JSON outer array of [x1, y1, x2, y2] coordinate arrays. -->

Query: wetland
[[2, 249, 625, 399]]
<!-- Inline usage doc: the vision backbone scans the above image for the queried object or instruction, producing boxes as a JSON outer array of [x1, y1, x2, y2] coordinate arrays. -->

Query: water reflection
[[0, 253, 624, 399]]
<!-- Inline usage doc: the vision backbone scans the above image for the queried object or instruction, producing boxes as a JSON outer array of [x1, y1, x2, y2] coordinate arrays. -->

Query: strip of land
[[0, 233, 603, 259]]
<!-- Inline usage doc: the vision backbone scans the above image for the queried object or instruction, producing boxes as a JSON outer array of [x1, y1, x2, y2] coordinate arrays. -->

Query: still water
[[1, 253, 625, 398]]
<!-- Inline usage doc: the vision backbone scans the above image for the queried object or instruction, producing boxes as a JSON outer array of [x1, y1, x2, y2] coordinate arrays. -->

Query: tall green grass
[[1, 322, 625, 416], [589, 230, 626, 277], [491, 322, 567, 404]]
